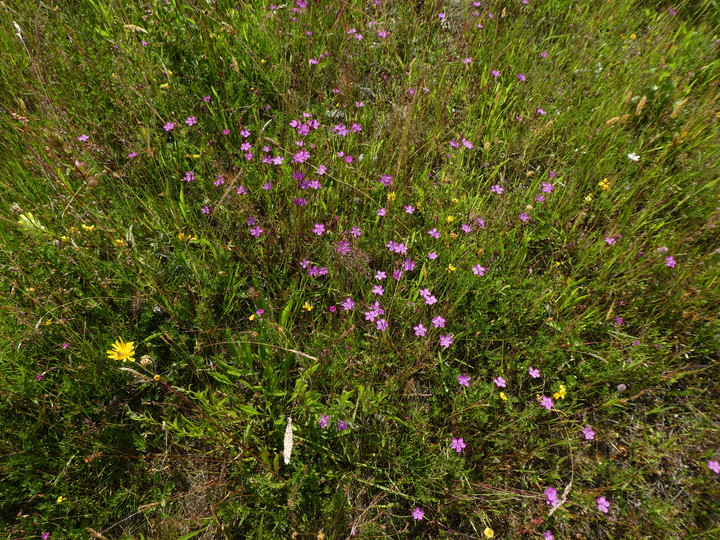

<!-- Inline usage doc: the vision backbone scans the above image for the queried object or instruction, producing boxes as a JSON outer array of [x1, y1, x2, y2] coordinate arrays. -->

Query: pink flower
[[472, 264, 486, 276], [545, 487, 559, 507], [493, 377, 506, 388], [414, 324, 427, 337], [543, 531, 554, 540], [439, 334, 453, 348], [312, 223, 326, 235], [665, 255, 677, 268], [540, 396, 554, 410], [583, 426, 595, 440], [412, 507, 425, 520], [319, 415, 329, 428], [185, 116, 197, 126], [709, 460, 720, 474], [596, 496, 610, 513], [432, 316, 446, 328], [77, 134, 89, 142], [491, 184, 504, 194], [528, 366, 540, 378], [517, 73, 526, 81], [491, 69, 500, 77], [451, 437, 466, 453], [458, 373, 471, 387], [376, 318, 388, 331]]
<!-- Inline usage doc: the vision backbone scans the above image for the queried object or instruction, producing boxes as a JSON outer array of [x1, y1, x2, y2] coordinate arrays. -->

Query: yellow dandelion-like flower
[[302, 301, 314, 312], [446, 215, 456, 223], [153, 374, 161, 382], [107, 338, 136, 362], [387, 191, 396, 203], [499, 392, 508, 401], [114, 238, 126, 247], [484, 527, 495, 538], [178, 232, 190, 241], [56, 496, 66, 504], [81, 224, 95, 231], [598, 178, 611, 191], [584, 194, 593, 203], [553, 384, 567, 400], [448, 264, 457, 272]]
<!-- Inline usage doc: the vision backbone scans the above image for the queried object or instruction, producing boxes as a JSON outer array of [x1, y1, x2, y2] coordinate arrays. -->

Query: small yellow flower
[[499, 392, 508, 401], [415, 201, 423, 211], [114, 239, 126, 247], [153, 374, 161, 382], [56, 496, 66, 504], [302, 301, 314, 312], [484, 527, 495, 538], [446, 215, 456, 223], [553, 384, 567, 400], [598, 178, 611, 191], [60, 235, 70, 242], [448, 264, 457, 272], [630, 33, 636, 40], [584, 194, 593, 203], [178, 232, 190, 241], [159, 83, 169, 89], [387, 191, 396, 203], [107, 338, 136, 363], [81, 224, 95, 231], [451, 197, 459, 204], [249, 313, 256, 321], [192, 154, 201, 159]]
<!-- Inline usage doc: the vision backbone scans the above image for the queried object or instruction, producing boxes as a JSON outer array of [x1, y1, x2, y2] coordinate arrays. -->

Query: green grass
[[1, 0, 719, 538]]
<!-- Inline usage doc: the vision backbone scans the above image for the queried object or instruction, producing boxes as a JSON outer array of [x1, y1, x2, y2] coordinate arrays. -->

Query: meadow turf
[[1, 0, 719, 538]]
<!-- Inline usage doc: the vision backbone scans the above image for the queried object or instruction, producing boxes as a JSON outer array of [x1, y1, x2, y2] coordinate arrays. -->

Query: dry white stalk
[[283, 416, 293, 465]]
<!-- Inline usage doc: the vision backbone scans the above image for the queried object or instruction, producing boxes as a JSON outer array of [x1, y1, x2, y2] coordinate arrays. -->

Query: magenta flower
[[541, 51, 548, 58], [461, 223, 472, 233], [491, 184, 504, 194], [709, 460, 720, 474], [428, 228, 440, 238], [341, 297, 356, 311], [337, 241, 351, 255], [312, 223, 326, 235], [319, 415, 329, 428], [596, 496, 610, 513], [493, 377, 506, 388], [517, 73, 526, 81], [412, 507, 425, 520], [544, 487, 559, 507], [350, 227, 362, 238], [491, 69, 500, 77], [337, 420, 349, 431], [536, 107, 547, 115], [163, 122, 175, 131], [583, 426, 595, 440], [249, 226, 263, 237], [439, 334, 453, 348], [77, 134, 89, 142], [432, 316, 446, 328], [42, 534, 50, 540], [458, 373, 471, 387], [543, 531, 554, 540], [665, 255, 677, 268], [542, 182, 555, 193], [36, 373, 43, 381], [540, 396, 554, 410], [414, 324, 427, 337], [184, 171, 195, 182], [376, 318, 388, 331], [375, 271, 387, 280], [451, 437, 466, 453], [293, 150, 311, 163], [185, 116, 197, 126], [371, 285, 385, 296], [528, 366, 540, 378], [428, 252, 438, 260], [519, 212, 530, 222], [377, 208, 387, 216], [405, 205, 415, 213], [201, 205, 210, 215], [379, 174, 393, 186], [472, 264, 486, 276]]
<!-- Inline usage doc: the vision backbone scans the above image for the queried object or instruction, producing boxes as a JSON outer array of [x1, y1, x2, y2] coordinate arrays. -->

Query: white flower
[[283, 416, 293, 465], [627, 152, 640, 162]]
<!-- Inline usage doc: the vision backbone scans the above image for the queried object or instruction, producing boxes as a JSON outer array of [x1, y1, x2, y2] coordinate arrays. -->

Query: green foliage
[[1, 0, 719, 538]]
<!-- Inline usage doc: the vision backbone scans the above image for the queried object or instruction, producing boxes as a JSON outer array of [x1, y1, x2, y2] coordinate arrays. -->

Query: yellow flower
[[387, 191, 396, 203], [448, 264, 457, 272], [114, 239, 126, 247], [178, 232, 190, 241], [553, 384, 567, 400], [159, 83, 169, 89], [584, 194, 593, 203], [484, 527, 495, 538], [598, 178, 610, 191], [446, 215, 456, 223], [249, 314, 256, 321], [302, 301, 313, 312], [60, 235, 70, 242], [81, 224, 95, 231], [451, 197, 459, 204], [56, 496, 66, 504], [499, 392, 508, 401], [153, 374, 161, 382], [107, 338, 136, 362]]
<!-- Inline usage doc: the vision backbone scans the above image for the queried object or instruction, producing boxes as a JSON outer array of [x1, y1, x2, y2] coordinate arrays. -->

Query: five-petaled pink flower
[[458, 373, 471, 387], [451, 437, 466, 453], [709, 460, 720, 474], [529, 366, 540, 378], [665, 255, 677, 268], [493, 377, 506, 388], [583, 426, 595, 440], [439, 334, 453, 348], [412, 507, 425, 520], [491, 184, 504, 194], [540, 396, 554, 410], [596, 496, 610, 513], [185, 116, 197, 126]]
